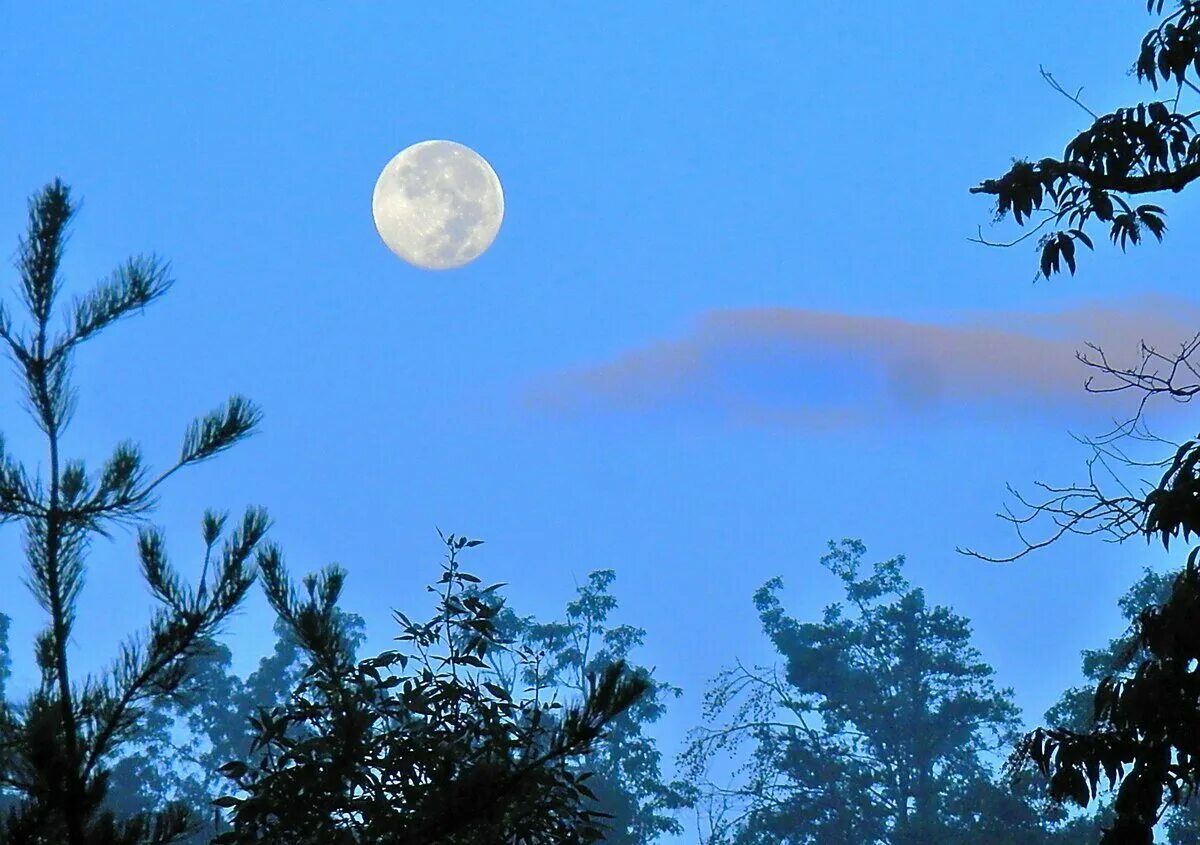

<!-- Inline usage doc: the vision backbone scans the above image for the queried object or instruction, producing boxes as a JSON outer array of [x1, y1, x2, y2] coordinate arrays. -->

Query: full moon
[[371, 140, 504, 270]]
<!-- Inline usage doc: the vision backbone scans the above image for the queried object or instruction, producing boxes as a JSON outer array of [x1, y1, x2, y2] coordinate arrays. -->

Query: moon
[[371, 140, 504, 270]]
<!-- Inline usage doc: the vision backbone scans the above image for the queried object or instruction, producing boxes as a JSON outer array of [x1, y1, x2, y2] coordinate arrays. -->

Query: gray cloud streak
[[522, 297, 1200, 429]]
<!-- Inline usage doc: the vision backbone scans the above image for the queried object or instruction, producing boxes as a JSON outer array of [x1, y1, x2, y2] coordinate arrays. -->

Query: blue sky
[[1, 1, 1198, 837]]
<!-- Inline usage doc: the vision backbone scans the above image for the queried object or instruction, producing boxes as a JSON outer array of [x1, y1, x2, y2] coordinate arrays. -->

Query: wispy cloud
[[522, 297, 1200, 429]]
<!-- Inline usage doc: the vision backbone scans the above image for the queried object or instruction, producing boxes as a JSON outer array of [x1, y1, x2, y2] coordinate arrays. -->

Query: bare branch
[[961, 331, 1200, 562], [1039, 65, 1100, 120], [968, 217, 1054, 248]]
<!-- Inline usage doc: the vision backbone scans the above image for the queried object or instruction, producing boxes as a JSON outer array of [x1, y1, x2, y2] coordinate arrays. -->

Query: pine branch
[[16, 180, 73, 328], [0, 303, 32, 368], [0, 182, 265, 844], [0, 436, 41, 520], [81, 509, 264, 779], [258, 550, 355, 681], [179, 396, 262, 466], [51, 399, 262, 533], [49, 255, 173, 364]]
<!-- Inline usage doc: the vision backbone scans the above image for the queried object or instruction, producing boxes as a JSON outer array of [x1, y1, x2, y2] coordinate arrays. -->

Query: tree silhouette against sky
[[0, 181, 264, 845], [973, 3, 1200, 842], [681, 540, 1077, 845]]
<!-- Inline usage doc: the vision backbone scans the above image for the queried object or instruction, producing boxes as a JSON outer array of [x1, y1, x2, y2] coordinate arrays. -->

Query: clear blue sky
[[1, 2, 1196, 838]]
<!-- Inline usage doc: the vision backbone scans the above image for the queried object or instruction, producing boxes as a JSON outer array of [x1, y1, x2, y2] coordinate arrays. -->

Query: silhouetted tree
[[98, 613, 364, 844], [1039, 567, 1200, 842], [489, 569, 692, 843], [0, 182, 264, 845], [1008, 547, 1200, 843], [681, 540, 1078, 845], [109, 568, 682, 844], [961, 5, 1200, 567], [971, 2, 1200, 280], [971, 4, 1200, 842], [211, 534, 651, 845]]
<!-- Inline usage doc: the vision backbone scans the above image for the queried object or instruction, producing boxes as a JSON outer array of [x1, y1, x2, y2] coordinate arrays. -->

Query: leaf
[[217, 760, 248, 779], [1141, 211, 1167, 241], [1091, 190, 1115, 222], [1040, 239, 1059, 278], [1058, 233, 1077, 274], [484, 682, 512, 700]]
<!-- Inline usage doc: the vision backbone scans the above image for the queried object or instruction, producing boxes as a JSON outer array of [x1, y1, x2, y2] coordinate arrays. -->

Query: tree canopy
[[211, 534, 652, 845], [95, 614, 364, 844], [491, 568, 692, 844], [682, 540, 1069, 845]]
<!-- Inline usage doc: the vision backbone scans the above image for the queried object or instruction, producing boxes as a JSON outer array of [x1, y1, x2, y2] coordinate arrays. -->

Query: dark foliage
[[973, 5, 1200, 840], [972, 2, 1200, 278], [0, 183, 264, 845], [490, 569, 693, 843], [212, 533, 651, 845], [96, 567, 684, 844], [682, 540, 1072, 844], [93, 614, 364, 844], [1012, 547, 1200, 844], [1042, 568, 1200, 842]]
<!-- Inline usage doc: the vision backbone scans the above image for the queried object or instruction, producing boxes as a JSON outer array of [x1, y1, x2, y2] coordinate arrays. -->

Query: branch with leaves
[[214, 534, 650, 845], [970, 2, 1200, 278]]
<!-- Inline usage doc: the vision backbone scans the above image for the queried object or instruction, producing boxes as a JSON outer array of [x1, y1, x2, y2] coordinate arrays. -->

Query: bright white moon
[[371, 140, 504, 270]]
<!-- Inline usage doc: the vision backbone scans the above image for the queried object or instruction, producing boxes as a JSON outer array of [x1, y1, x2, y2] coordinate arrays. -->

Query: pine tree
[[0, 182, 265, 845]]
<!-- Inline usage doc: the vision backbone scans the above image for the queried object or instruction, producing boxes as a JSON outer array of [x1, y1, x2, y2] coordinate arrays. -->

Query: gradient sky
[[2, 3, 1199, 839]]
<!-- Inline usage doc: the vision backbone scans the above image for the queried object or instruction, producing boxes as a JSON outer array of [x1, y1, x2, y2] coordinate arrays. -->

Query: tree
[[1041, 567, 1200, 842], [491, 569, 692, 844], [962, 2, 1200, 567], [92, 569, 646, 845], [97, 613, 364, 844], [971, 5, 1200, 840], [681, 539, 1075, 845], [1007, 548, 1200, 844], [212, 533, 652, 845], [0, 182, 265, 845], [971, 2, 1200, 280]]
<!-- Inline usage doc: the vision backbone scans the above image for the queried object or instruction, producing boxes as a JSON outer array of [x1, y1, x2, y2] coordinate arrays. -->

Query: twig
[[968, 216, 1053, 248], [1040, 65, 1100, 120]]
